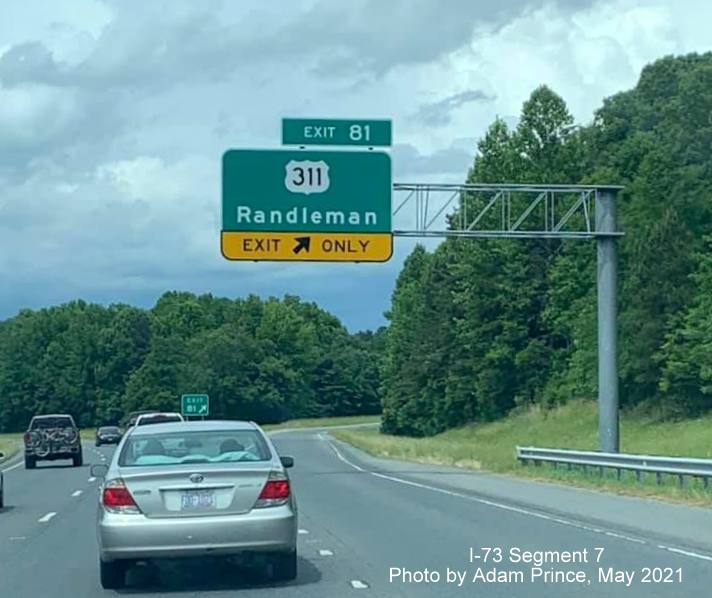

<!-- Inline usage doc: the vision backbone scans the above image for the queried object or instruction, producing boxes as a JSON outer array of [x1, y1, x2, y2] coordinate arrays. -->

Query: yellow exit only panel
[[221, 232, 393, 262]]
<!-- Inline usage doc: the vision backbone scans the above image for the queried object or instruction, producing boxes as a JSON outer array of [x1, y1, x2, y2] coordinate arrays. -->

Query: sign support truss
[[391, 181, 624, 453], [392, 183, 622, 240]]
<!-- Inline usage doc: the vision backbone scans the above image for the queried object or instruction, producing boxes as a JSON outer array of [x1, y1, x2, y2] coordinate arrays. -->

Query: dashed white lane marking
[[88, 477, 96, 483], [298, 529, 309, 535], [9, 536, 26, 541], [324, 438, 712, 561], [318, 549, 334, 556], [658, 545, 712, 563], [72, 490, 82, 497], [605, 531, 645, 544], [350, 580, 369, 589], [38, 512, 56, 523]]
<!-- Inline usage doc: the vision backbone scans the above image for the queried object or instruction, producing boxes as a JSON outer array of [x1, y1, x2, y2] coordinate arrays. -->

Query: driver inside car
[[219, 438, 244, 454]]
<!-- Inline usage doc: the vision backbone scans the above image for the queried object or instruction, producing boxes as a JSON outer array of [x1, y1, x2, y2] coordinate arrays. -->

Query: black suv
[[122, 410, 159, 428], [95, 426, 122, 446], [24, 414, 83, 468]]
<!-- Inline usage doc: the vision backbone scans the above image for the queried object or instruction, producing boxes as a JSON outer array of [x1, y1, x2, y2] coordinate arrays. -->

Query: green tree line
[[382, 52, 712, 435], [0, 293, 383, 432]]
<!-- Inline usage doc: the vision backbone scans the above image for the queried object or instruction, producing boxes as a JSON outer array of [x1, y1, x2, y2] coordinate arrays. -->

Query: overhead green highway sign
[[282, 118, 392, 147], [181, 394, 209, 416], [221, 149, 392, 262]]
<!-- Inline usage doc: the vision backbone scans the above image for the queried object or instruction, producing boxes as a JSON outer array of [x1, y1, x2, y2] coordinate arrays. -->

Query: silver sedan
[[93, 420, 297, 589]]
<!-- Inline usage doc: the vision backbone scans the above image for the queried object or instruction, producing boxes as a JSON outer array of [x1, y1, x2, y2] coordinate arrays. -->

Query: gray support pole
[[596, 188, 619, 453]]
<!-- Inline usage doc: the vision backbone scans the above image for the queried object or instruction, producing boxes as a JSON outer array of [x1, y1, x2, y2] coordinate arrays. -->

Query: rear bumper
[[98, 505, 297, 562], [25, 446, 81, 459]]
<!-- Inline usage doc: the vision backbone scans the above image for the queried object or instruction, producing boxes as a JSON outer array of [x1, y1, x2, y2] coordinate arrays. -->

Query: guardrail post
[[596, 188, 620, 453]]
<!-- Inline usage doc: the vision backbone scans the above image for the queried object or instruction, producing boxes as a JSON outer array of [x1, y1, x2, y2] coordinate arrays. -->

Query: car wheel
[[95, 441, 101, 447], [73, 452, 83, 467], [24, 455, 36, 469], [269, 550, 297, 581], [99, 559, 127, 589]]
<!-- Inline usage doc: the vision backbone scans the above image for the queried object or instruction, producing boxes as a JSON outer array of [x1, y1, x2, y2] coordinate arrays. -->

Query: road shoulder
[[329, 433, 712, 555]]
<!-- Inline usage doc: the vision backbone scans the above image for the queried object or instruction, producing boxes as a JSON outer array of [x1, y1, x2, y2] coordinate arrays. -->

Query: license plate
[[181, 490, 216, 510]]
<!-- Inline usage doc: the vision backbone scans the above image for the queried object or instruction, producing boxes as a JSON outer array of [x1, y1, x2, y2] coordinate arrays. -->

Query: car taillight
[[102, 479, 140, 514], [23, 432, 30, 444], [254, 472, 290, 508]]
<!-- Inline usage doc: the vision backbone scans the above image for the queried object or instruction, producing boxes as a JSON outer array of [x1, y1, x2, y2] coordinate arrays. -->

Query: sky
[[1, 0, 711, 331]]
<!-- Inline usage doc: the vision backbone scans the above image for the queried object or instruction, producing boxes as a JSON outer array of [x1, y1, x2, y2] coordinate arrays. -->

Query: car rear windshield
[[137, 415, 181, 425], [99, 426, 120, 433], [31, 416, 74, 429], [118, 429, 272, 467]]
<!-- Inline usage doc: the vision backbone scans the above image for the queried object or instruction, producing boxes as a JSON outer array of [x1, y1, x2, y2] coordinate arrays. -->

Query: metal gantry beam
[[392, 182, 622, 240], [392, 182, 624, 453]]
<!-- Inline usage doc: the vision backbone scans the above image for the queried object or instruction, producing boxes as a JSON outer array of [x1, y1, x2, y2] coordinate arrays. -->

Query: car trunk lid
[[119, 463, 272, 518]]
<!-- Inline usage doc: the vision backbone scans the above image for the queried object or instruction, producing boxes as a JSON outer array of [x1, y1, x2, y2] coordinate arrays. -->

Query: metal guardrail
[[516, 446, 712, 488]]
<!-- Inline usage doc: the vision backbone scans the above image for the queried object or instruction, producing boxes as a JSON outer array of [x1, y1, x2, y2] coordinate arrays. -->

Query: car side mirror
[[91, 463, 109, 478], [280, 456, 294, 469]]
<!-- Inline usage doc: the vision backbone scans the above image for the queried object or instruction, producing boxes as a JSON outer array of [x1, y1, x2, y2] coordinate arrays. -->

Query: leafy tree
[[0, 292, 384, 431], [383, 54, 712, 434]]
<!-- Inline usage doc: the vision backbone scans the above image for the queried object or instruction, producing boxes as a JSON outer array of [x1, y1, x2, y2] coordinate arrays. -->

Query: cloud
[[412, 90, 495, 126], [392, 142, 473, 178], [287, 0, 602, 75], [2, 0, 712, 332], [1, 1, 603, 94], [0, 42, 63, 87]]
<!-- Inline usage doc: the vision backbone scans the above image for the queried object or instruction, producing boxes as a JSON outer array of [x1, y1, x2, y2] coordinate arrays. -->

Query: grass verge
[[72, 415, 379, 443], [0, 434, 23, 462], [331, 401, 712, 507]]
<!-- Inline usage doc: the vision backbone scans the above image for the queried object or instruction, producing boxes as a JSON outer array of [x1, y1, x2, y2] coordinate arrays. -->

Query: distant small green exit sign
[[181, 394, 209, 416]]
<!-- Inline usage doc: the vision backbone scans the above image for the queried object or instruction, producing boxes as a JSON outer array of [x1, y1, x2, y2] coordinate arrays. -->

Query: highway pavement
[[1, 429, 712, 596]]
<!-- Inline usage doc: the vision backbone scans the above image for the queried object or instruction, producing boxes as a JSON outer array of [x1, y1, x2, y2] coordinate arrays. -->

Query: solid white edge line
[[323, 438, 712, 563], [1, 461, 23, 474], [327, 439, 365, 472], [38, 512, 56, 523], [658, 545, 712, 562]]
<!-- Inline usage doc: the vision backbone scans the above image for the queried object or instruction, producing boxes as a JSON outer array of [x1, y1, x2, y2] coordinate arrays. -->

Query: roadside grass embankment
[[0, 434, 23, 462], [263, 414, 381, 431], [331, 401, 712, 506]]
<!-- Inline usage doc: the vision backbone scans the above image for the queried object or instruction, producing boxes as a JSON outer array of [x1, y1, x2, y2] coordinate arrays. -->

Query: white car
[[93, 420, 297, 589]]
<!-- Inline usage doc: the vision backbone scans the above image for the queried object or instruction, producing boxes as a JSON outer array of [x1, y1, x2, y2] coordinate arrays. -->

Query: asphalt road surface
[[1, 429, 712, 597]]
